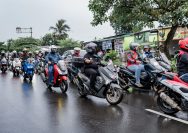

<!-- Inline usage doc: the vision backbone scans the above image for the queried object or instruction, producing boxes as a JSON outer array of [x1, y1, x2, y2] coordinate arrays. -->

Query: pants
[[128, 64, 145, 84], [180, 73, 188, 83], [84, 68, 98, 89], [48, 65, 54, 85]]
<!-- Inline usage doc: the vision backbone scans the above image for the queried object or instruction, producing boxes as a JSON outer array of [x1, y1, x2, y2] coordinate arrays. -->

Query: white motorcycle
[[12, 58, 21, 76]]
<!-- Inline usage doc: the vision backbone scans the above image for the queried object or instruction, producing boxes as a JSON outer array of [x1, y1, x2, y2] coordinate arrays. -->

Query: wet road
[[0, 72, 188, 133]]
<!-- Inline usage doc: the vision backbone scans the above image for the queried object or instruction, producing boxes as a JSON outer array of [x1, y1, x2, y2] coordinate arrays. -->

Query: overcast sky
[[0, 0, 114, 42]]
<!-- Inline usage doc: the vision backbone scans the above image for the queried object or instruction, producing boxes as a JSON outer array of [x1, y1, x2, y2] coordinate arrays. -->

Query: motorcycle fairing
[[160, 79, 188, 100]]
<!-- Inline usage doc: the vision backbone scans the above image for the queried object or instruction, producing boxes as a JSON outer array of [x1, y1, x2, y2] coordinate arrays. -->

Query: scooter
[[75, 63, 124, 105], [35, 58, 45, 75], [1, 57, 8, 73], [42, 60, 68, 93], [155, 72, 188, 115], [22, 58, 35, 82], [12, 58, 21, 76], [118, 58, 163, 91]]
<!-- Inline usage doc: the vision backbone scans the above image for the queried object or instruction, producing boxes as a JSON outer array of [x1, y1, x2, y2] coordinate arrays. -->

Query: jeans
[[180, 73, 188, 83], [128, 64, 145, 84], [48, 65, 54, 85]]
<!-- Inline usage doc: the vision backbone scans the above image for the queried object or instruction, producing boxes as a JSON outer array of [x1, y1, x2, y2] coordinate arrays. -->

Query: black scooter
[[118, 58, 161, 92], [75, 63, 124, 105]]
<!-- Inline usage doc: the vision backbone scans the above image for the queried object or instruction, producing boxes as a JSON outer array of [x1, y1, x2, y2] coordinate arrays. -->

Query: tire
[[106, 83, 124, 105], [60, 80, 68, 93], [29, 75, 33, 82], [157, 93, 179, 115]]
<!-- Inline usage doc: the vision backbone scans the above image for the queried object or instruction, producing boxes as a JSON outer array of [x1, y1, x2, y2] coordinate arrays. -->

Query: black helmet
[[85, 42, 97, 54], [129, 42, 140, 51]]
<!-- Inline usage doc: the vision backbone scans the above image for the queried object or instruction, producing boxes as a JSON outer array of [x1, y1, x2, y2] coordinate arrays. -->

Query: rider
[[73, 47, 81, 57], [45, 45, 62, 87], [177, 38, 188, 82], [127, 42, 145, 87], [0, 50, 6, 59], [142, 45, 153, 59], [84, 42, 100, 91], [11, 50, 18, 59]]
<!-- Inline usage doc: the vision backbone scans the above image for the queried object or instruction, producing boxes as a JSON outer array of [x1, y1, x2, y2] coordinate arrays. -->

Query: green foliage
[[89, 0, 188, 34], [58, 38, 80, 48], [50, 19, 70, 40], [0, 42, 6, 51], [7, 37, 41, 51], [104, 50, 121, 65], [41, 33, 58, 46]]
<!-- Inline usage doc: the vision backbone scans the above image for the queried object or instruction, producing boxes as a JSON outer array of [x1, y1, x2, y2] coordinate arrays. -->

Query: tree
[[41, 33, 58, 46], [89, 0, 188, 57], [7, 39, 13, 51], [9, 37, 41, 51], [49, 19, 70, 40], [58, 38, 80, 48]]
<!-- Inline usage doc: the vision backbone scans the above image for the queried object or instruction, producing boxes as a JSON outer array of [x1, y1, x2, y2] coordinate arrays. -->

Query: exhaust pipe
[[160, 92, 182, 111]]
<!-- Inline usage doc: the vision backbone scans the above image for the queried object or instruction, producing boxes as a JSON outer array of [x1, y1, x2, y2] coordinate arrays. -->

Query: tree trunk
[[164, 25, 178, 58]]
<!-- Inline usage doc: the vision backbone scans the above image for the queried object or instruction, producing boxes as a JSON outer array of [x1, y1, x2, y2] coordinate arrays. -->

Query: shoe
[[135, 83, 144, 87]]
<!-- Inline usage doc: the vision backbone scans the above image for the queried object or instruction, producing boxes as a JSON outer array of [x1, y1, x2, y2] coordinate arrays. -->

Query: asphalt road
[[0, 72, 188, 133]]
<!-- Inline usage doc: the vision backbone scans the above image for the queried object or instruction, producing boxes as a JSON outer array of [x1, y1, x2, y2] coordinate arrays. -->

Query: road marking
[[145, 109, 188, 125]]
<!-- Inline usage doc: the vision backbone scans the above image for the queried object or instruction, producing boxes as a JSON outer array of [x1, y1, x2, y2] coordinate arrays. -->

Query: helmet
[[85, 42, 97, 54], [1, 50, 5, 54], [143, 45, 150, 49], [50, 45, 57, 53], [28, 51, 32, 56], [23, 48, 28, 52], [12, 50, 17, 54], [179, 38, 188, 51], [35, 50, 39, 55], [74, 47, 81, 51], [130, 42, 140, 51]]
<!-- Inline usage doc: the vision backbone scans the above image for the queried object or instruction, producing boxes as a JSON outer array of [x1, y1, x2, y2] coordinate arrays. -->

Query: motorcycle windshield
[[148, 58, 166, 71], [57, 60, 67, 72], [159, 52, 171, 65]]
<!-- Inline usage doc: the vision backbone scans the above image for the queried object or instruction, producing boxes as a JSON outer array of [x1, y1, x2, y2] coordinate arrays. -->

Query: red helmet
[[179, 38, 188, 51]]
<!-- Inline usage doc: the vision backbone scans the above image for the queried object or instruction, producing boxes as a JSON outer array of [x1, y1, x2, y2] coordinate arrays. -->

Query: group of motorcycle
[[67, 52, 188, 115], [118, 52, 188, 115], [1, 51, 188, 115]]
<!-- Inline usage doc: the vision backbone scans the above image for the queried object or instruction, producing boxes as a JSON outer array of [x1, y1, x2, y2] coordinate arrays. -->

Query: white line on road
[[145, 109, 188, 125]]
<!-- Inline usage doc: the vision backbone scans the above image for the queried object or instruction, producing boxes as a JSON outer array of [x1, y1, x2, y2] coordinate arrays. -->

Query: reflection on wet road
[[0, 72, 188, 133]]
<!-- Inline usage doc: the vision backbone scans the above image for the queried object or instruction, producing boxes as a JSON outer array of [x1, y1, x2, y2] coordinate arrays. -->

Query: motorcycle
[[155, 72, 188, 115], [75, 63, 124, 105], [118, 58, 163, 91], [42, 60, 68, 93], [35, 58, 45, 75], [22, 58, 35, 81], [12, 58, 21, 76], [0, 58, 8, 73]]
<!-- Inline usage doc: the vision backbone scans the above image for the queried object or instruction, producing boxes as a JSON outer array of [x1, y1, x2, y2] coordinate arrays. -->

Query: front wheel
[[106, 83, 124, 105], [60, 80, 68, 93]]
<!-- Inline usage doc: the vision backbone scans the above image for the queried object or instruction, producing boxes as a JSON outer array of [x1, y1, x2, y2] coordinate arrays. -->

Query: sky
[[0, 0, 114, 42]]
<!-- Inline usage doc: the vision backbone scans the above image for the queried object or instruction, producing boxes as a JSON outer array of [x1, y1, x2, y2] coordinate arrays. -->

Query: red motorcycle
[[156, 72, 188, 114], [43, 60, 68, 93]]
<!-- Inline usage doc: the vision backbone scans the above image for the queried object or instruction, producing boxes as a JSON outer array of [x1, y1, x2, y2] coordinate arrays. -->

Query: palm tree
[[49, 19, 70, 40]]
